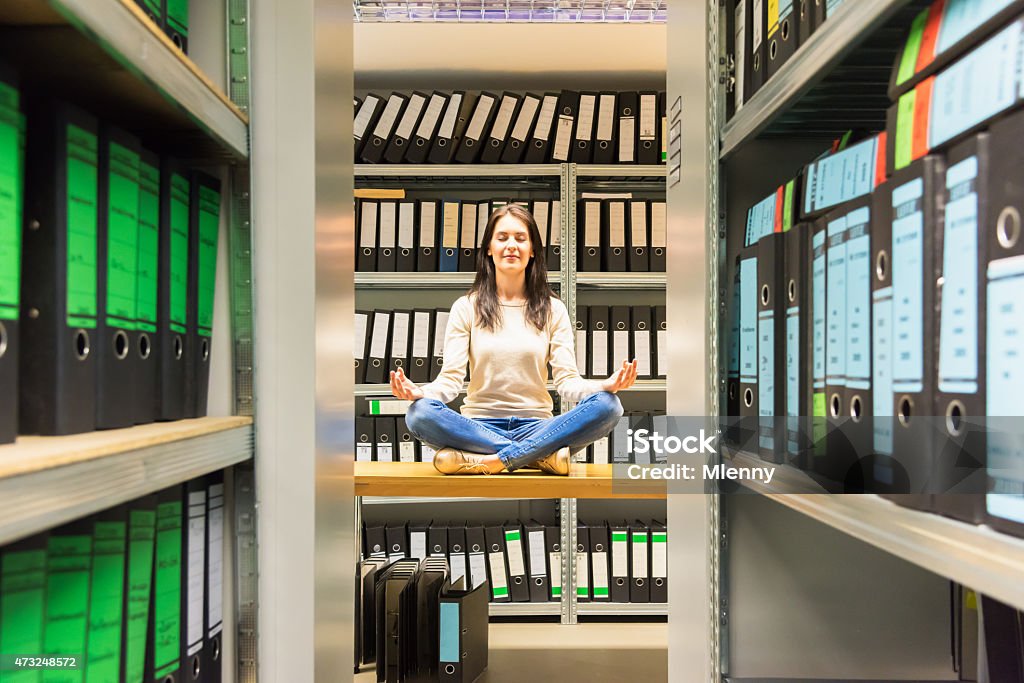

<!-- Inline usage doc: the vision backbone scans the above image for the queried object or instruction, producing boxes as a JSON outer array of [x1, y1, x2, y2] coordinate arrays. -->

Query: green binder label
[[782, 180, 795, 233], [66, 124, 98, 330], [44, 533, 92, 683], [136, 162, 159, 334], [894, 90, 918, 171], [167, 0, 189, 36], [169, 174, 189, 335], [123, 509, 156, 683], [153, 500, 182, 680], [106, 141, 140, 330], [896, 9, 928, 88], [197, 185, 220, 338], [1, 549, 47, 683], [85, 521, 127, 683], [492, 585, 509, 599], [652, 533, 667, 543], [611, 532, 627, 543], [0, 82, 20, 321], [592, 587, 609, 597], [550, 586, 561, 598], [504, 530, 520, 542]]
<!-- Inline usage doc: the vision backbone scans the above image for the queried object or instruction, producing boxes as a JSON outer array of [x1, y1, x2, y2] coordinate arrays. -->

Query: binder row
[[356, 198, 563, 273], [584, 412, 668, 465], [354, 90, 668, 166], [0, 474, 225, 683], [576, 199, 667, 272], [727, 0, 843, 117], [727, 109, 1024, 534], [132, 0, 191, 53], [0, 81, 222, 443], [356, 414, 439, 463], [355, 308, 450, 385], [361, 519, 668, 604], [574, 305, 667, 380]]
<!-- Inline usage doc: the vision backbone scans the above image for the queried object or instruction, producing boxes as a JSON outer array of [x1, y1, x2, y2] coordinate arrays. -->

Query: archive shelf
[[355, 271, 560, 288], [0, 0, 250, 160], [354, 381, 664, 397], [0, 417, 254, 546], [575, 272, 666, 289], [489, 602, 561, 617], [576, 603, 668, 616], [359, 496, 538, 505]]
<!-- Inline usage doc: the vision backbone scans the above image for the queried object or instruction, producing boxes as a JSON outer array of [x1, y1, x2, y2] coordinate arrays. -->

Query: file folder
[[0, 70, 19, 443], [1, 536, 47, 681], [364, 521, 387, 558], [547, 199, 562, 272], [592, 434, 611, 464], [413, 558, 449, 681], [384, 91, 428, 164], [766, 0, 798, 79], [123, 495, 157, 683], [466, 524, 488, 591], [484, 524, 511, 602], [870, 181, 897, 493], [842, 200, 875, 482], [628, 200, 650, 271], [147, 487, 183, 683], [20, 101, 99, 435], [43, 520, 92, 680], [531, 198, 550, 268], [430, 309, 449, 381], [418, 201, 438, 272], [428, 91, 466, 164], [84, 506, 127, 683], [357, 200, 378, 272], [802, 133, 887, 219], [480, 92, 521, 164], [186, 171, 220, 418], [204, 475, 224, 683], [440, 202, 460, 273], [459, 202, 477, 272], [659, 92, 667, 164], [608, 522, 630, 602], [446, 526, 468, 588], [632, 305, 653, 379], [438, 579, 489, 683], [594, 92, 617, 164], [428, 526, 448, 558], [354, 95, 384, 161], [545, 524, 562, 601], [356, 416, 374, 462], [164, 0, 188, 52], [617, 92, 638, 164], [406, 92, 448, 164], [396, 201, 416, 271], [611, 414, 630, 465], [388, 309, 411, 376], [638, 92, 659, 165], [362, 93, 407, 164], [823, 207, 854, 486], [611, 306, 630, 370], [588, 522, 610, 601], [650, 520, 668, 603], [501, 93, 541, 164], [745, 190, 777, 247], [408, 521, 429, 560], [629, 522, 650, 603], [784, 223, 813, 467], [387, 523, 408, 563], [134, 149, 159, 425], [375, 559, 418, 682], [575, 305, 588, 377], [366, 310, 390, 384], [580, 200, 602, 271], [455, 92, 498, 164], [409, 309, 433, 384], [589, 305, 610, 378], [725, 267, 742, 444], [651, 201, 667, 271], [758, 232, 786, 463], [654, 305, 667, 379], [550, 90, 579, 164], [734, 0, 750, 111], [377, 200, 397, 272], [574, 523, 590, 602], [739, 254, 759, 429], [375, 416, 396, 463], [798, 0, 815, 46], [524, 93, 559, 164], [983, 111, 1024, 538], [396, 416, 416, 462], [182, 480, 207, 683], [524, 520, 549, 603], [810, 221, 829, 473], [750, 0, 766, 97], [356, 557, 388, 668], [96, 125, 141, 430], [503, 522, 530, 602], [572, 92, 597, 164]]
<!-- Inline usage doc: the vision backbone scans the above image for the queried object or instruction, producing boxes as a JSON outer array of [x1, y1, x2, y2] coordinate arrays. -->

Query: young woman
[[390, 204, 637, 475]]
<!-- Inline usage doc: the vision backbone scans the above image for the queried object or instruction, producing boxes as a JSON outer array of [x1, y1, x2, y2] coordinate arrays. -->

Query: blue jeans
[[405, 392, 624, 471]]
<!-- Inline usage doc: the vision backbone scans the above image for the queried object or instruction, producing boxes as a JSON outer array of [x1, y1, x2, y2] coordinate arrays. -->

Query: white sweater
[[420, 295, 603, 418]]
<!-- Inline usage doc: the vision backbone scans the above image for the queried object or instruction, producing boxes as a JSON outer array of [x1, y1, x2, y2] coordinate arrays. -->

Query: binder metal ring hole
[[613, 248, 622, 255], [655, 578, 664, 587], [534, 140, 543, 148], [191, 654, 201, 679], [514, 576, 523, 585], [898, 396, 914, 426], [638, 322, 646, 330], [466, 139, 474, 147], [617, 322, 626, 330], [997, 206, 1021, 249], [372, 359, 381, 367], [491, 139, 500, 147], [416, 139, 425, 146], [770, 40, 778, 60], [415, 359, 424, 367], [433, 545, 442, 552], [383, 248, 392, 256], [788, 279, 796, 302], [782, 18, 791, 39], [213, 636, 221, 660], [392, 544, 400, 551], [445, 665, 456, 675], [588, 247, 597, 256], [138, 333, 152, 360], [372, 139, 382, 147], [553, 544, 560, 551], [0, 322, 6, 359], [202, 339, 210, 362], [743, 388, 753, 407], [173, 33, 184, 49], [535, 577, 543, 586], [511, 140, 520, 148], [363, 247, 372, 256], [114, 330, 129, 360], [946, 400, 966, 436], [453, 544, 462, 552], [163, 677, 174, 683], [801, 0, 808, 19], [623, 108, 632, 116], [636, 579, 644, 587], [616, 578, 625, 586], [760, 284, 770, 306], [396, 138, 404, 146], [438, 139, 447, 147], [596, 323, 605, 330], [595, 544, 604, 551], [491, 544, 499, 552], [576, 544, 584, 552], [850, 396, 863, 422], [830, 393, 841, 418], [600, 141, 608, 149], [359, 435, 368, 443], [635, 248, 643, 256], [446, 248, 455, 256], [395, 359, 403, 367], [876, 251, 888, 280]]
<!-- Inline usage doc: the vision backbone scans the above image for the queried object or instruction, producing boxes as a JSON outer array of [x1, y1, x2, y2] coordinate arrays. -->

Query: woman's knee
[[405, 397, 445, 436], [590, 391, 624, 422]]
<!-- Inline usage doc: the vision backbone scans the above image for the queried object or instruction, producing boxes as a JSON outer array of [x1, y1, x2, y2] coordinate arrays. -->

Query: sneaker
[[533, 447, 571, 476], [433, 448, 494, 475]]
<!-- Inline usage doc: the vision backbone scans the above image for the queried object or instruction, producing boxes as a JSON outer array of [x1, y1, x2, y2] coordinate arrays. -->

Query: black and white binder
[[354, 310, 369, 383], [440, 201, 460, 273], [447, 525, 468, 588], [501, 93, 541, 164], [588, 522, 611, 601], [524, 520, 549, 603], [629, 521, 650, 603], [388, 309, 411, 376], [353, 94, 383, 160], [366, 310, 390, 384], [356, 416, 374, 462], [629, 200, 650, 271], [459, 202, 477, 272], [617, 92, 638, 164], [375, 416, 396, 463], [357, 200, 377, 271], [659, 91, 667, 163], [361, 92, 407, 164], [465, 524, 488, 591], [503, 522, 530, 602], [589, 305, 610, 378], [650, 520, 668, 603], [532, 199, 551, 269], [408, 521, 429, 560], [593, 92, 618, 164], [580, 200, 602, 272], [632, 306, 653, 379], [418, 200, 438, 272], [477, 200, 491, 262], [547, 200, 562, 272], [204, 475, 225, 683], [428, 526, 448, 558], [480, 92, 521, 164], [183, 479, 208, 683], [524, 92, 559, 163], [604, 200, 628, 271], [575, 523, 591, 602], [550, 90, 579, 164], [376, 200, 397, 272], [611, 306, 630, 368], [428, 91, 466, 164], [484, 524, 511, 602], [397, 201, 416, 271], [364, 520, 386, 557], [396, 416, 417, 463], [409, 309, 434, 383], [545, 524, 562, 601], [654, 305, 667, 379], [637, 91, 659, 165], [575, 306, 589, 377], [454, 92, 498, 164], [430, 308, 450, 381], [386, 522, 408, 562], [651, 201, 667, 271], [571, 92, 598, 164], [750, 0, 767, 98], [609, 521, 630, 602], [406, 91, 448, 164], [383, 91, 428, 164]]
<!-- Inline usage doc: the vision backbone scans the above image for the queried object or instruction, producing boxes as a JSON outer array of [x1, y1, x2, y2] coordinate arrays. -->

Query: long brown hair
[[469, 204, 554, 332]]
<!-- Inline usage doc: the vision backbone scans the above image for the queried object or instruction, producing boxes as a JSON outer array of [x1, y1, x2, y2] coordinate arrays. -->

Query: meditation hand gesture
[[390, 367, 424, 401], [601, 359, 639, 394]]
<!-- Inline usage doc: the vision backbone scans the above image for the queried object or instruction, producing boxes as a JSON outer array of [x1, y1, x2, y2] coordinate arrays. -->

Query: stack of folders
[[353, 90, 669, 165], [355, 556, 489, 682], [355, 308, 452, 386], [0, 91, 222, 443], [584, 412, 669, 465], [575, 199, 667, 272], [132, 0, 191, 53], [356, 412, 438, 464], [0, 473, 226, 683], [361, 519, 668, 605], [574, 305, 667, 381], [726, 0, 844, 117], [356, 198, 563, 273]]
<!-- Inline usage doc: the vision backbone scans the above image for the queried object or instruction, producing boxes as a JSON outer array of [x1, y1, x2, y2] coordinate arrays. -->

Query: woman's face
[[488, 214, 533, 276]]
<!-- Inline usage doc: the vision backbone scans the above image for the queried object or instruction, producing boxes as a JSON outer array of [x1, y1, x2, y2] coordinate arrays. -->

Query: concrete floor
[[355, 621, 668, 682]]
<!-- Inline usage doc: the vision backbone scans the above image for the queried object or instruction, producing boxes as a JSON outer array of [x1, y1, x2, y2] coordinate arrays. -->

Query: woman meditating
[[390, 204, 637, 475]]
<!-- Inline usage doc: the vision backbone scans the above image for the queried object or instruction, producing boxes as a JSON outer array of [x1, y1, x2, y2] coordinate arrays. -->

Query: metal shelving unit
[[490, 602, 561, 616], [360, 496, 539, 505], [576, 272, 666, 288], [577, 603, 668, 616], [356, 271, 560, 287]]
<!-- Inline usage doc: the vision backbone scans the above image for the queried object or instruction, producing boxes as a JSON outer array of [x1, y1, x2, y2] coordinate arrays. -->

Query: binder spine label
[[730, 275, 741, 378], [873, 286, 894, 455], [437, 94, 463, 138], [208, 486, 224, 636], [549, 552, 562, 597], [591, 551, 608, 598], [553, 115, 573, 161], [846, 209, 871, 388], [611, 533, 627, 575], [740, 258, 758, 384], [124, 509, 156, 683], [597, 95, 615, 141], [786, 306, 799, 440], [640, 94, 657, 140], [487, 552, 509, 599], [412, 311, 430, 356], [651, 532, 667, 578], [939, 155, 980, 393], [154, 500, 182, 678], [758, 311, 775, 419], [394, 94, 425, 139], [66, 124, 99, 329], [44, 534, 92, 670], [533, 96, 557, 140], [169, 175, 189, 335], [897, 9, 928, 87], [466, 95, 495, 141], [166, 0, 188, 35], [398, 203, 415, 249], [511, 96, 540, 142], [197, 185, 220, 337], [186, 492, 206, 657], [505, 531, 526, 576], [783, 181, 795, 232], [735, 0, 746, 111], [812, 230, 826, 391], [618, 117, 635, 162], [491, 96, 518, 140], [631, 533, 648, 577], [380, 203, 397, 249], [575, 551, 588, 596], [86, 520, 128, 681], [753, 0, 764, 49], [528, 531, 545, 576], [353, 97, 380, 140], [892, 178, 926, 393], [438, 602, 459, 663], [1, 549, 47, 669], [826, 215, 848, 386], [415, 94, 446, 140], [372, 96, 403, 139], [635, 329, 652, 376], [813, 138, 879, 214], [136, 162, 159, 333], [551, 201, 562, 246], [652, 202, 666, 248], [0, 82, 20, 320], [937, 0, 1017, 55], [107, 141, 140, 330]]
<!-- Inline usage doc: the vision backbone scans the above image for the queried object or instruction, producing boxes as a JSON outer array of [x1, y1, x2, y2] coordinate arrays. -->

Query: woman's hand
[[390, 367, 425, 401], [601, 359, 639, 393]]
